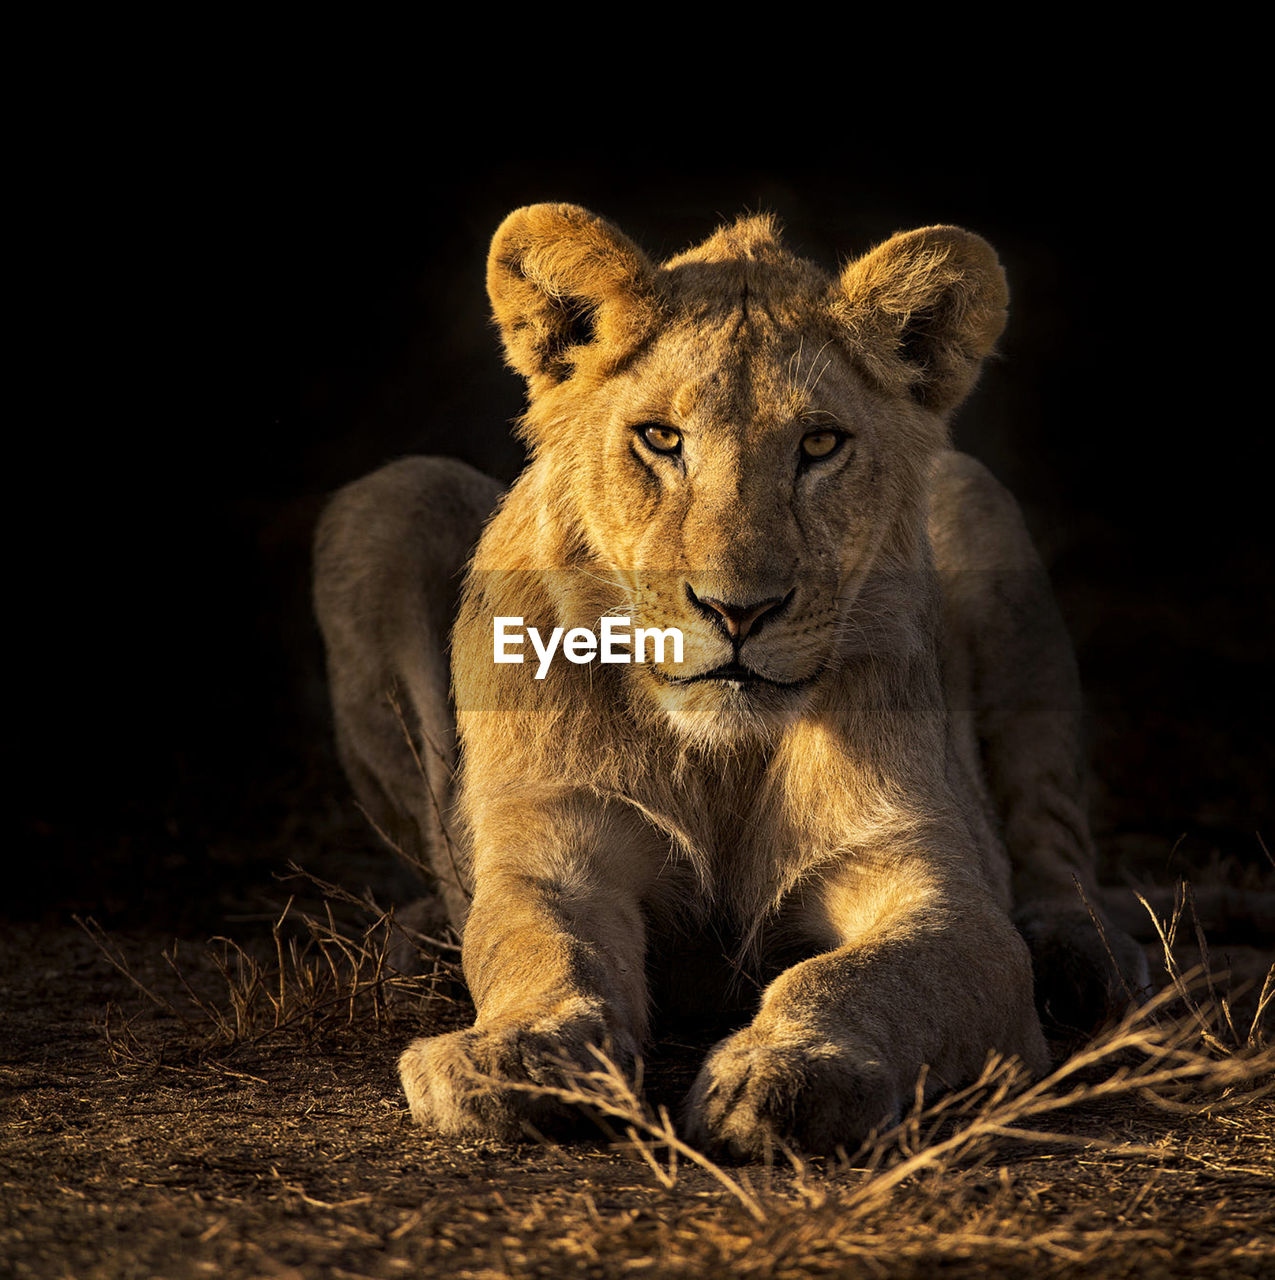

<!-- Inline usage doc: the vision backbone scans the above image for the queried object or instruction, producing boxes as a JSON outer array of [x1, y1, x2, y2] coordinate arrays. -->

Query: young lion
[[314, 204, 1148, 1156]]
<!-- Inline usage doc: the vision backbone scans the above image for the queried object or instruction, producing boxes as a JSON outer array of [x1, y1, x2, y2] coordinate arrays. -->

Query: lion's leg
[[684, 846, 1049, 1157], [927, 451, 1149, 1032], [398, 794, 662, 1138], [313, 456, 503, 928]]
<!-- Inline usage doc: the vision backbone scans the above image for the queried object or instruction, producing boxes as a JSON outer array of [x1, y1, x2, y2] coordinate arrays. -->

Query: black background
[[13, 99, 1271, 924]]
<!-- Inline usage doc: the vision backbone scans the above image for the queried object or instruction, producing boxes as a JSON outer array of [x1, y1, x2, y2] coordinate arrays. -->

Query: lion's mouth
[[660, 661, 812, 689]]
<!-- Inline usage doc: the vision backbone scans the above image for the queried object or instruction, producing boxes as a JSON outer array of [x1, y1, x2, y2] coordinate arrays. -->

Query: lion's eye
[[800, 430, 843, 461], [637, 424, 682, 455]]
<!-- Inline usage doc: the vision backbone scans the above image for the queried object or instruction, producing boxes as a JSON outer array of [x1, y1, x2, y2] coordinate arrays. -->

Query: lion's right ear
[[487, 204, 659, 391]]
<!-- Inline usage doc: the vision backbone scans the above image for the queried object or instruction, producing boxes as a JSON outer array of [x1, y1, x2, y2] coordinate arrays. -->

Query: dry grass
[[1136, 880, 1273, 1055], [81, 871, 1273, 1148], [514, 979, 1270, 1210], [75, 867, 466, 1068], [47, 874, 1271, 1278]]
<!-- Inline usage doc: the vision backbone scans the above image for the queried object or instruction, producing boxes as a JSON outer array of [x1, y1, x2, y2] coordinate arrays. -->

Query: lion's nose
[[685, 586, 793, 643]]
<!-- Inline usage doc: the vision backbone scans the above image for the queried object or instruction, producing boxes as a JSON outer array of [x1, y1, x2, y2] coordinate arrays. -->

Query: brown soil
[[3, 899, 1271, 1279]]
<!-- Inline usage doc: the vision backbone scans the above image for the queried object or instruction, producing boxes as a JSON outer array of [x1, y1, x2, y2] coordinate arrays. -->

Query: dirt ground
[[3, 861, 1272, 1280]]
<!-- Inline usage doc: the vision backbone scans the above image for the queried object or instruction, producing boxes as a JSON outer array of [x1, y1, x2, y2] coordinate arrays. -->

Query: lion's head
[[480, 204, 1007, 743]]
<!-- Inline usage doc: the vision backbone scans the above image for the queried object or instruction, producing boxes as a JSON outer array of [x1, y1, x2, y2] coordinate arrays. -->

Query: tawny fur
[[314, 205, 1148, 1155]]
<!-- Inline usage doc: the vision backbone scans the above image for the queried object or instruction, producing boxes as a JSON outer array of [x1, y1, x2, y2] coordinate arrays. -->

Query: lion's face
[[485, 205, 1007, 742], [567, 311, 912, 740]]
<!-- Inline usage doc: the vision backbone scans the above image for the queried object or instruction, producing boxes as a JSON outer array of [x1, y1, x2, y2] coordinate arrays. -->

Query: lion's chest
[[642, 903, 816, 1038]]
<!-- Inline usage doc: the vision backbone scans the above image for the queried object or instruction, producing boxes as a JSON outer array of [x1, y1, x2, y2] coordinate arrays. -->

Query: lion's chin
[[641, 669, 817, 745]]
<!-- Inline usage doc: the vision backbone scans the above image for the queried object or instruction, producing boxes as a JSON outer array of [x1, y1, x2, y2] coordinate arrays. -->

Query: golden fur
[[314, 205, 1148, 1155]]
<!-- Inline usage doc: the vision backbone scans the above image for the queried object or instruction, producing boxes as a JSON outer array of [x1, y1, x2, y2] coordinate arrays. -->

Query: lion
[[313, 203, 1149, 1156]]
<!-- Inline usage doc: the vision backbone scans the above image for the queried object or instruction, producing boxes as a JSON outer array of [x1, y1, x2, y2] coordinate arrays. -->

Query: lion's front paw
[[1015, 902, 1152, 1039], [399, 1002, 634, 1140], [683, 1026, 900, 1159]]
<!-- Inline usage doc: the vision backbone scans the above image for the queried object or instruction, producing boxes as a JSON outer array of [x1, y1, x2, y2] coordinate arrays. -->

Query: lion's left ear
[[831, 226, 1008, 415]]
